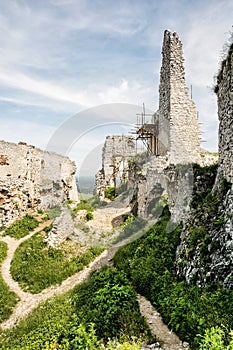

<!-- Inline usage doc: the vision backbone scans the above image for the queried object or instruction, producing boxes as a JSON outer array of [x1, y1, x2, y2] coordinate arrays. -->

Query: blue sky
[[0, 0, 232, 176]]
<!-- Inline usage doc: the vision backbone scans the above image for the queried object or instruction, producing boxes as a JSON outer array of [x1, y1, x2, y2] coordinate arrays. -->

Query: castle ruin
[[95, 30, 215, 203]]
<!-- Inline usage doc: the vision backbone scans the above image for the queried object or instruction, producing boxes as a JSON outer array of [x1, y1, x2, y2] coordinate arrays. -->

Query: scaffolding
[[131, 103, 158, 155]]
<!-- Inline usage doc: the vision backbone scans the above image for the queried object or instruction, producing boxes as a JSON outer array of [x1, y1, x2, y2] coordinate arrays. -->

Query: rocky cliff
[[0, 140, 79, 228]]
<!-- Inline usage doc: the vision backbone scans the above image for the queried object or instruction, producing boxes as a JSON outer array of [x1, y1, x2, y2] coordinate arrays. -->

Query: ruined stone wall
[[157, 30, 201, 164], [216, 44, 233, 183], [95, 135, 136, 198], [0, 140, 79, 228]]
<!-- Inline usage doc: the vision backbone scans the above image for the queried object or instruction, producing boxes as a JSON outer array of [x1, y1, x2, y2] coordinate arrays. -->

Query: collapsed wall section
[[0, 140, 79, 228]]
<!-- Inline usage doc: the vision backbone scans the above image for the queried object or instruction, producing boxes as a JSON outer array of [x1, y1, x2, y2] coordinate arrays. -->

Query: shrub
[[104, 187, 116, 201], [198, 326, 233, 350], [72, 200, 94, 215], [86, 211, 93, 221], [72, 267, 152, 342], [3, 215, 39, 239], [114, 215, 146, 243], [0, 268, 151, 349]]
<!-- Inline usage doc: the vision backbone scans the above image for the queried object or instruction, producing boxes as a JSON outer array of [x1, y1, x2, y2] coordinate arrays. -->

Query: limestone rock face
[[128, 155, 195, 224], [0, 140, 79, 228]]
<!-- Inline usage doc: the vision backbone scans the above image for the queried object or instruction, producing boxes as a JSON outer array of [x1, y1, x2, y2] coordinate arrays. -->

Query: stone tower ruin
[[139, 30, 201, 164]]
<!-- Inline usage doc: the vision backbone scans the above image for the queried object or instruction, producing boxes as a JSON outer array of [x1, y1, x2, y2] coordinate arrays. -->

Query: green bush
[[86, 211, 93, 221], [198, 326, 233, 350], [72, 200, 94, 215], [0, 293, 73, 350], [104, 187, 116, 201], [114, 215, 146, 243], [3, 215, 39, 239], [72, 267, 152, 342], [0, 241, 18, 322], [10, 233, 103, 293]]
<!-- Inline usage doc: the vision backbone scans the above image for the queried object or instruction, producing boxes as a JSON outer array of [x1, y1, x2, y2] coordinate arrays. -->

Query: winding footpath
[[0, 219, 188, 349]]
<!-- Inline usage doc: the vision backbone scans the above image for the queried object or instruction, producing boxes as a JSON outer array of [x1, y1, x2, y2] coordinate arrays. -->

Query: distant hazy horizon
[[77, 175, 95, 195]]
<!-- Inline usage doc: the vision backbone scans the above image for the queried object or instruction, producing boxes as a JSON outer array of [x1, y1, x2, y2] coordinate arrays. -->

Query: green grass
[[10, 233, 103, 293], [0, 241, 19, 322], [0, 268, 151, 350], [3, 215, 39, 239]]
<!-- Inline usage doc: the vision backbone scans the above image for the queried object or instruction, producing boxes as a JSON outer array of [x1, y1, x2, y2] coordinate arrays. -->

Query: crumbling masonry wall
[[156, 30, 201, 164], [0, 140, 79, 228], [95, 135, 136, 199], [216, 44, 233, 183]]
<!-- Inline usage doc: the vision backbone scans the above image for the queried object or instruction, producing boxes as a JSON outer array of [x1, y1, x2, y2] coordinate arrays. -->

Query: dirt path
[[138, 295, 189, 350], [86, 206, 131, 231]]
